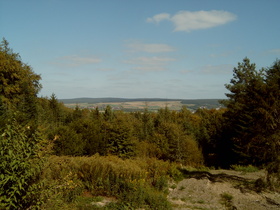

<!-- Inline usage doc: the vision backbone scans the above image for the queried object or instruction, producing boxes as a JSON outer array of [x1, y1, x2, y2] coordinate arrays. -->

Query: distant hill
[[60, 97, 222, 104], [59, 97, 175, 104], [59, 98, 224, 111]]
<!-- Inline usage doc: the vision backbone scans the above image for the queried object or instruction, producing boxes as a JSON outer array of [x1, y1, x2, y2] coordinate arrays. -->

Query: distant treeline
[[60, 98, 222, 111], [60, 97, 221, 105]]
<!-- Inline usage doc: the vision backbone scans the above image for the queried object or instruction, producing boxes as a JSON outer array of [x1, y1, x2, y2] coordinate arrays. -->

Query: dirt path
[[168, 169, 280, 210]]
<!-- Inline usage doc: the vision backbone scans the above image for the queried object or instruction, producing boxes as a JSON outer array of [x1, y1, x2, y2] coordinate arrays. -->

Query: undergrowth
[[230, 164, 259, 173], [42, 155, 179, 209]]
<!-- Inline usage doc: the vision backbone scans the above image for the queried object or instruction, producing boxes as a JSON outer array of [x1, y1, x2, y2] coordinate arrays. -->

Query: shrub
[[49, 126, 85, 156], [80, 155, 146, 195], [266, 158, 280, 191], [0, 119, 45, 209], [220, 193, 234, 209]]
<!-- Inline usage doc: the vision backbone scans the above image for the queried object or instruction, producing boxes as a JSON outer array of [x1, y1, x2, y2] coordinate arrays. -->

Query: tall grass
[[42, 155, 178, 209]]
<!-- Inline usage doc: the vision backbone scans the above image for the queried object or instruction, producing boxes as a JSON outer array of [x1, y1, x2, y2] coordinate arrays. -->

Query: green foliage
[[105, 114, 136, 158], [230, 164, 259, 173], [194, 108, 225, 167], [222, 58, 280, 167], [135, 141, 161, 158], [42, 155, 176, 209], [118, 183, 172, 210], [38, 96, 205, 166], [104, 105, 114, 121], [151, 120, 203, 166], [0, 38, 41, 122], [70, 118, 104, 156], [49, 125, 85, 156], [0, 119, 45, 209], [266, 157, 280, 191]]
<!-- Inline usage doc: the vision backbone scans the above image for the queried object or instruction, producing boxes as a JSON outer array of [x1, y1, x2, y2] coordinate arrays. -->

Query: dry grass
[[42, 155, 178, 209]]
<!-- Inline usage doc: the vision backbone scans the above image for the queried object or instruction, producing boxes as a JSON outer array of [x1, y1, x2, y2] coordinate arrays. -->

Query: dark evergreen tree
[[105, 113, 135, 158], [221, 58, 280, 166], [50, 125, 85, 156]]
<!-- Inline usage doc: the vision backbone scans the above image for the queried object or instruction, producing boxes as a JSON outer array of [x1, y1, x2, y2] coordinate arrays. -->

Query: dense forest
[[1, 39, 279, 209]]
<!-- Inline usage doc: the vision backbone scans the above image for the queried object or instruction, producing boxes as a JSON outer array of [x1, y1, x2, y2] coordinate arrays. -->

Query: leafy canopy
[[0, 38, 41, 108]]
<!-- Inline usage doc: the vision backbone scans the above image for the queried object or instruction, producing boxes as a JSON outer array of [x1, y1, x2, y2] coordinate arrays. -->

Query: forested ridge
[[1, 39, 279, 209]]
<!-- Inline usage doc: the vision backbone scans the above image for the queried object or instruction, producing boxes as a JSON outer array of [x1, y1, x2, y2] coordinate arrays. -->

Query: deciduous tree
[[0, 38, 41, 118]]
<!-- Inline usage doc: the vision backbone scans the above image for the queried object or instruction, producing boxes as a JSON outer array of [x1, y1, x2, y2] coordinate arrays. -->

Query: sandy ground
[[168, 169, 280, 210]]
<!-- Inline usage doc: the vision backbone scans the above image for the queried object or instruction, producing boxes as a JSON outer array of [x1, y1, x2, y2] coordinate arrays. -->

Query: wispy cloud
[[265, 49, 280, 55], [180, 69, 193, 74], [125, 56, 175, 65], [209, 51, 233, 58], [95, 68, 113, 72], [147, 10, 237, 32], [132, 66, 167, 71], [126, 41, 175, 53], [124, 56, 175, 72], [146, 13, 170, 23], [53, 55, 102, 67], [200, 64, 233, 74]]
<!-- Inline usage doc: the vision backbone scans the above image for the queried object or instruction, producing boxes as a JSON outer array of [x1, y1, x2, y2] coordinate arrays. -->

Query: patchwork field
[[61, 98, 222, 112]]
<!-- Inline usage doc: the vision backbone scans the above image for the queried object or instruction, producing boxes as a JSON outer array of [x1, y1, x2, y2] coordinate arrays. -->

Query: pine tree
[[222, 58, 280, 166]]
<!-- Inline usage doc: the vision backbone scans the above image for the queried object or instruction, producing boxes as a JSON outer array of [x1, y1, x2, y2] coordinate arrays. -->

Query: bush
[[0, 119, 45, 209], [119, 183, 171, 210], [220, 193, 234, 209], [266, 158, 280, 191], [49, 126, 85, 156]]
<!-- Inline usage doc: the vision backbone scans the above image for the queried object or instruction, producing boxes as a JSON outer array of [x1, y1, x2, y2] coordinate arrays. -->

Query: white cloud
[[125, 56, 175, 64], [132, 66, 167, 72], [200, 64, 233, 74], [127, 41, 175, 53], [53, 55, 102, 67], [146, 13, 170, 23], [124, 56, 175, 72], [147, 10, 237, 32], [125, 56, 175, 65]]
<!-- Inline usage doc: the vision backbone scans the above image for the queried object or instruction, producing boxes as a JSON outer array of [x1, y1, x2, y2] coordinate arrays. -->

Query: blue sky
[[1, 0, 280, 99]]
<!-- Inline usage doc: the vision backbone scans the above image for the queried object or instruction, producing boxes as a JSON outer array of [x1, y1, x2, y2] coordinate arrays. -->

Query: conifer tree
[[222, 58, 280, 166]]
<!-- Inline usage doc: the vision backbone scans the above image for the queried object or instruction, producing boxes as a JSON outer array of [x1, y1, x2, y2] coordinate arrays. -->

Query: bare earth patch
[[90, 196, 117, 207], [168, 170, 280, 210]]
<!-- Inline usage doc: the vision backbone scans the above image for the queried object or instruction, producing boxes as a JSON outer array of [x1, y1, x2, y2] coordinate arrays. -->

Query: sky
[[1, 0, 280, 99]]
